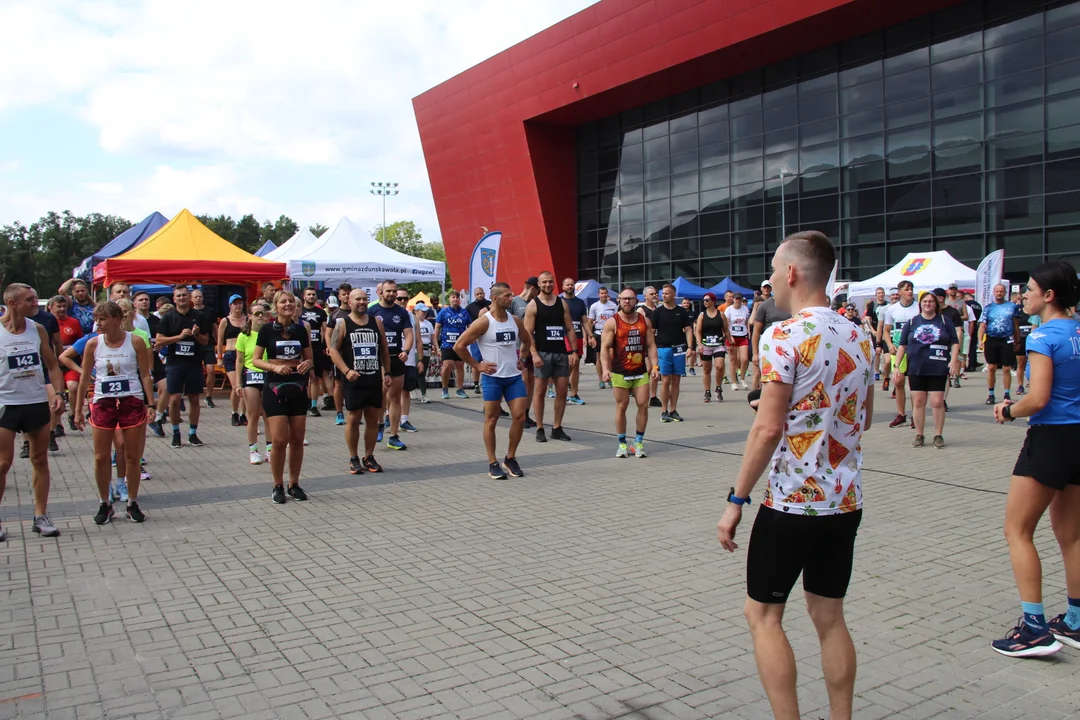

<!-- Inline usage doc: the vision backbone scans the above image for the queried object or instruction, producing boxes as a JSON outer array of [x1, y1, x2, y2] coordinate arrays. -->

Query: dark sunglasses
[[395, 297, 408, 302]]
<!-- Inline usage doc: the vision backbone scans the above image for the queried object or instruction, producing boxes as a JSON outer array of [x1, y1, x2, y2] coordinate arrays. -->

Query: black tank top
[[532, 296, 568, 354], [222, 318, 244, 342], [340, 315, 385, 387], [699, 309, 726, 347]]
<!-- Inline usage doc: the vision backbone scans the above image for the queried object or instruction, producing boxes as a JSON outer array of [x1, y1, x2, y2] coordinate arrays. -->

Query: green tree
[[0, 212, 131, 294], [234, 214, 262, 253], [309, 223, 329, 238], [260, 214, 299, 247], [197, 214, 237, 243], [372, 221, 449, 298]]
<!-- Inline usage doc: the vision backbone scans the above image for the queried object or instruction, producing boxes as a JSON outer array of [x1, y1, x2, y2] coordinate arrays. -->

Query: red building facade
[[414, 0, 1072, 290]]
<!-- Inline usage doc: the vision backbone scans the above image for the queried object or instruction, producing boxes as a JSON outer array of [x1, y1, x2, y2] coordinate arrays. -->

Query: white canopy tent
[[265, 228, 319, 261], [287, 216, 445, 288], [847, 251, 977, 302]]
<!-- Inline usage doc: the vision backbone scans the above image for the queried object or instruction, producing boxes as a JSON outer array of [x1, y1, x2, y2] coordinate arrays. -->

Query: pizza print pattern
[[757, 307, 874, 516]]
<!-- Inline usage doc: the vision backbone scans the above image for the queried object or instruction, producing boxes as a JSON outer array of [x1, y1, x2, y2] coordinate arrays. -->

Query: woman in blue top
[[893, 291, 959, 449], [991, 259, 1080, 658]]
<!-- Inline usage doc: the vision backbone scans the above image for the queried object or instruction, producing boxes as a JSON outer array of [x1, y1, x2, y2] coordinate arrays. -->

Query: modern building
[[414, 0, 1080, 292]]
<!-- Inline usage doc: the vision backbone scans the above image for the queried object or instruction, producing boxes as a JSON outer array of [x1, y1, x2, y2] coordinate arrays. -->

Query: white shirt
[[587, 300, 618, 333], [883, 301, 921, 346], [725, 305, 751, 337], [477, 311, 522, 378], [0, 318, 48, 405]]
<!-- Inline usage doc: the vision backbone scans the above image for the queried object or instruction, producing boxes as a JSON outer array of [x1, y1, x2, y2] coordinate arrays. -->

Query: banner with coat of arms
[[468, 231, 502, 297]]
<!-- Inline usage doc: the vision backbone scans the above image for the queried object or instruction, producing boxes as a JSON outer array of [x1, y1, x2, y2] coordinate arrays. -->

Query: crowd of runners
[[1, 232, 1079, 699]]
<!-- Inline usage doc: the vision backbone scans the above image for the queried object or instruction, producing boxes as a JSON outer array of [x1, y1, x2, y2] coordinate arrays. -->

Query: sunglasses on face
[[395, 297, 408, 302], [252, 311, 266, 316]]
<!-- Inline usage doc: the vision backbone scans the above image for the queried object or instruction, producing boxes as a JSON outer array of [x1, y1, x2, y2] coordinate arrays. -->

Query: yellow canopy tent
[[408, 291, 432, 310]]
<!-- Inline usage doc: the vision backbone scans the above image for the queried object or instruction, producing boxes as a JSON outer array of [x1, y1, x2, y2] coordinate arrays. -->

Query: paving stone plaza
[[1, 377, 1078, 719]]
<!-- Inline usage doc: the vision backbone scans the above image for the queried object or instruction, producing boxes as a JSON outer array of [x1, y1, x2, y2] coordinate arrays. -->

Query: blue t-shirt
[[435, 307, 471, 349], [71, 332, 98, 359], [561, 295, 588, 338], [899, 314, 958, 377], [983, 301, 1020, 339], [1024, 318, 1080, 425], [367, 303, 413, 355], [68, 300, 96, 334]]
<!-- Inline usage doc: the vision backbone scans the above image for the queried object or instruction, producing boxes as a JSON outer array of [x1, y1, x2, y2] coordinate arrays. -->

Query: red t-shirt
[[57, 316, 83, 347]]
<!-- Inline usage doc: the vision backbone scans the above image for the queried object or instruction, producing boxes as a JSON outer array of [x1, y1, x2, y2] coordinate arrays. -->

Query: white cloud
[[82, 181, 124, 195], [0, 0, 598, 240]]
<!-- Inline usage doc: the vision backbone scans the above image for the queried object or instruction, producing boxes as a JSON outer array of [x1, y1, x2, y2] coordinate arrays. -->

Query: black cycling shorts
[[907, 374, 948, 392], [404, 366, 419, 392], [1013, 424, 1080, 491], [746, 506, 862, 604], [441, 347, 461, 363], [984, 337, 1016, 368]]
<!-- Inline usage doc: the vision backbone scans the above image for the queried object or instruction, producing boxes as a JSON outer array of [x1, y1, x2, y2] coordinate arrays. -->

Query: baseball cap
[[933, 287, 947, 297], [948, 282, 958, 289], [228, 293, 244, 305], [414, 302, 427, 310], [525, 276, 539, 288], [760, 280, 772, 288], [888, 287, 899, 294], [327, 296, 340, 308], [845, 303, 858, 311]]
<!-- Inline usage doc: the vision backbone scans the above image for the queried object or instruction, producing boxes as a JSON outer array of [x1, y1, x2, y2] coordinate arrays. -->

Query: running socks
[[156, 411, 166, 422], [617, 434, 626, 444], [1065, 597, 1080, 631], [1021, 601, 1048, 631], [635, 431, 644, 443], [189, 425, 198, 436], [1004, 391, 1011, 400], [171, 424, 181, 435], [401, 414, 409, 424]]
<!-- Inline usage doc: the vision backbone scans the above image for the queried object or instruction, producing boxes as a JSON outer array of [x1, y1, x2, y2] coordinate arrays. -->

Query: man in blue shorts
[[454, 283, 532, 480], [650, 283, 695, 422]]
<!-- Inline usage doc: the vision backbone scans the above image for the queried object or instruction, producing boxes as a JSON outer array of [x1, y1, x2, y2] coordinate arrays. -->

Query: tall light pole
[[370, 181, 399, 243], [778, 169, 794, 239]]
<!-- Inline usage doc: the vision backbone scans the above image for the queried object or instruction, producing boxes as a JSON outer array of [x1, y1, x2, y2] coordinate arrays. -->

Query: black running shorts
[[907, 374, 947, 392], [984, 337, 1016, 368], [1013, 424, 1080, 491], [0, 402, 51, 434], [388, 357, 406, 378], [441, 347, 461, 363], [345, 382, 383, 412], [403, 366, 419, 392], [746, 506, 862, 604]]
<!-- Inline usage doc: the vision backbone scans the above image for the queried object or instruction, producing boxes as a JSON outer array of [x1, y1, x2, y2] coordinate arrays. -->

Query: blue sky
[[0, 0, 595, 243]]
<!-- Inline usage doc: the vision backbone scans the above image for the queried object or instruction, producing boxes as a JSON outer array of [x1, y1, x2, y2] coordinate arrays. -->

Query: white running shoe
[[249, 450, 262, 465], [264, 450, 272, 463], [303, 437, 309, 446]]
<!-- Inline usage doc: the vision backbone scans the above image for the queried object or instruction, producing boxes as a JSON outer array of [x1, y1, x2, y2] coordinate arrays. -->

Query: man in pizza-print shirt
[[717, 231, 875, 720]]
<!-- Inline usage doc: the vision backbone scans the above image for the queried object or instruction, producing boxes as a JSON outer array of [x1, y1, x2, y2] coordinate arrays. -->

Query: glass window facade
[[576, 0, 1080, 290]]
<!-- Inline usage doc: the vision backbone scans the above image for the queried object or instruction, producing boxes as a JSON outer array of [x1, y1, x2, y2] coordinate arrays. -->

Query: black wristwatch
[[1002, 404, 1014, 421], [727, 487, 751, 506]]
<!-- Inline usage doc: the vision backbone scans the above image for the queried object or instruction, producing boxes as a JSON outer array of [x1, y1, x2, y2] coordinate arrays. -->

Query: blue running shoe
[[991, 618, 1062, 658], [387, 435, 406, 451], [441, 388, 450, 399], [377, 424, 384, 443], [1049, 614, 1080, 650], [115, 477, 129, 503], [400, 420, 418, 433], [567, 395, 586, 406], [488, 462, 507, 479], [335, 412, 345, 426], [147, 420, 165, 438], [455, 389, 468, 399]]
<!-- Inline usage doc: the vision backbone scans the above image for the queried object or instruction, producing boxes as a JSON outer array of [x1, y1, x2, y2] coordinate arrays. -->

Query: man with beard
[[368, 280, 414, 451], [524, 272, 578, 442], [465, 287, 492, 393], [157, 285, 209, 447], [325, 283, 353, 424], [190, 289, 219, 408], [299, 287, 331, 416], [586, 286, 617, 389], [560, 278, 588, 406], [58, 278, 96, 335]]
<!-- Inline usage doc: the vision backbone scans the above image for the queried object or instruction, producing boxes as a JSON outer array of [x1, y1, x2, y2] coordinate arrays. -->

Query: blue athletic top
[[983, 301, 1020, 339], [435, 307, 471, 349], [1024, 317, 1080, 425]]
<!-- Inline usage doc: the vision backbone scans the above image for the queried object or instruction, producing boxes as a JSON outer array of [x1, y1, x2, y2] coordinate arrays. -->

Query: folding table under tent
[[73, 211, 169, 282], [286, 216, 445, 288], [846, 251, 977, 303]]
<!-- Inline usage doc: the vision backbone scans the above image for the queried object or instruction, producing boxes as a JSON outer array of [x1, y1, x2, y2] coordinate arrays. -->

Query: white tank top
[[0, 318, 48, 405], [92, 332, 142, 403], [477, 311, 521, 378]]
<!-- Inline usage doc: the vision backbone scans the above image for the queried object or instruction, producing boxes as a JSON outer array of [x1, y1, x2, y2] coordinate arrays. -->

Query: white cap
[[327, 296, 340, 307], [760, 280, 772, 288]]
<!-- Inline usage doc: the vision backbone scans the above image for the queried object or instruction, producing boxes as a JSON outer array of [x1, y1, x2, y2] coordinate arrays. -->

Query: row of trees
[[0, 212, 448, 298]]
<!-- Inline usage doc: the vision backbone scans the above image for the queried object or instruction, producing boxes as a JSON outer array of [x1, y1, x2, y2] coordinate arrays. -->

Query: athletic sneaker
[[634, 441, 647, 458], [140, 468, 151, 481], [546, 386, 555, 399], [536, 428, 547, 443], [387, 435, 407, 451], [688, 367, 696, 376], [912, 435, 924, 448], [206, 396, 215, 409], [349, 456, 364, 474], [94, 502, 115, 525], [455, 389, 468, 399], [606, 381, 614, 389], [336, 412, 345, 426], [649, 397, 661, 408], [991, 619, 1062, 658], [499, 409, 510, 418], [1049, 614, 1080, 650], [473, 385, 482, 395], [740, 380, 749, 390], [272, 485, 287, 504], [716, 385, 724, 402], [888, 414, 907, 428], [874, 372, 881, 381], [148, 421, 165, 438], [249, 450, 262, 465], [882, 378, 890, 392], [933, 435, 945, 449], [729, 382, 740, 392], [287, 485, 308, 501], [110, 482, 120, 502], [550, 427, 571, 441], [171, 432, 182, 448], [661, 412, 671, 423], [489, 462, 508, 480], [180, 398, 186, 412], [308, 406, 322, 417], [616, 443, 629, 458], [48, 432, 59, 452], [986, 395, 996, 405], [303, 437, 309, 446], [111, 451, 117, 467], [231, 412, 241, 426], [704, 390, 712, 403], [568, 395, 586, 406], [264, 449, 272, 464], [504, 457, 524, 478], [669, 411, 684, 422], [115, 477, 129, 503], [599, 381, 606, 390], [400, 421, 418, 433], [322, 396, 335, 411], [54, 422, 65, 438], [376, 425, 384, 443], [1017, 385, 1026, 396], [441, 388, 450, 399], [410, 389, 421, 401], [188, 434, 204, 447], [126, 502, 146, 523], [419, 395, 430, 404], [32, 514, 60, 537], [67, 415, 78, 432], [363, 455, 383, 473]]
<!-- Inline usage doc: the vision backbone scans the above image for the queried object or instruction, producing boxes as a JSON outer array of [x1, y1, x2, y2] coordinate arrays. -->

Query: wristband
[[727, 487, 751, 506]]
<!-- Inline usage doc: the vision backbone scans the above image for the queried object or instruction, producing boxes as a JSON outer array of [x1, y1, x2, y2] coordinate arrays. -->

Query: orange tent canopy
[[97, 209, 287, 286]]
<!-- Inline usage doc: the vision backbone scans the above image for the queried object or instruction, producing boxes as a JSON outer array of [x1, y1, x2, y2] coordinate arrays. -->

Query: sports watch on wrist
[[1002, 404, 1014, 421], [727, 487, 751, 506]]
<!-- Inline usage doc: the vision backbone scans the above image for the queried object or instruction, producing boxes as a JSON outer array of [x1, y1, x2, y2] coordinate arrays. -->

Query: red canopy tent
[[96, 209, 287, 287]]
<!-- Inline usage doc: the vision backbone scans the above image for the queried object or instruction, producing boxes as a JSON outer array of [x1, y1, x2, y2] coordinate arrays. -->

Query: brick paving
[[1, 370, 1078, 719]]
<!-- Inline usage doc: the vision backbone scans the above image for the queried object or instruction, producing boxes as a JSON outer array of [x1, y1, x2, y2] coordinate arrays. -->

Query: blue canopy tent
[[73, 211, 169, 282], [254, 239, 277, 257], [573, 279, 603, 304], [707, 277, 754, 297], [671, 276, 711, 300]]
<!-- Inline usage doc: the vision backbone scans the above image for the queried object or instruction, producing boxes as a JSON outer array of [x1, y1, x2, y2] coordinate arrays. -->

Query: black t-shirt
[[465, 299, 490, 322], [300, 306, 328, 345], [159, 307, 208, 362], [651, 305, 691, 347], [368, 303, 413, 355], [29, 310, 59, 337], [327, 308, 350, 329], [941, 305, 962, 330], [868, 301, 889, 330], [256, 321, 311, 361], [562, 295, 587, 338], [424, 306, 437, 320]]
